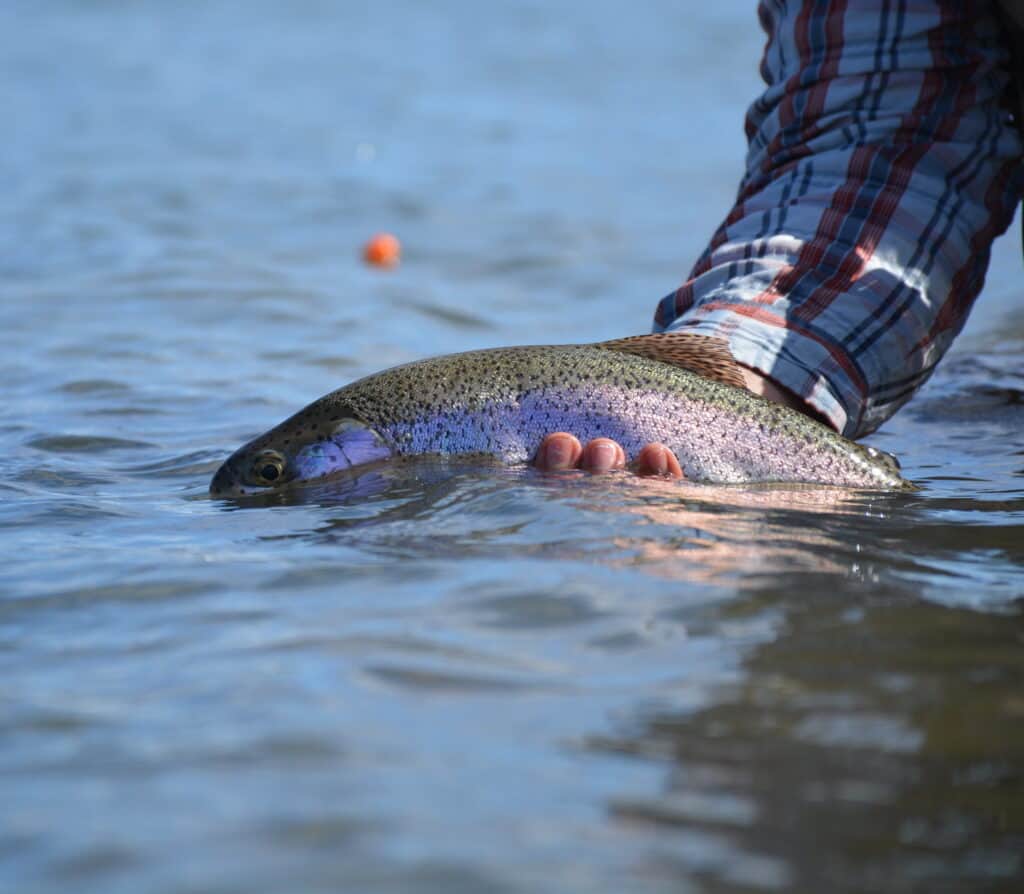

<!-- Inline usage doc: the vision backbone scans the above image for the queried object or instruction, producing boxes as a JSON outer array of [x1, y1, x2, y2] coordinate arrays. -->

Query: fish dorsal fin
[[595, 333, 747, 390]]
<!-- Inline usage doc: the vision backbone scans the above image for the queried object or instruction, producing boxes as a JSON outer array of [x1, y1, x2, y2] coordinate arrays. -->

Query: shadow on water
[[589, 581, 1024, 893]]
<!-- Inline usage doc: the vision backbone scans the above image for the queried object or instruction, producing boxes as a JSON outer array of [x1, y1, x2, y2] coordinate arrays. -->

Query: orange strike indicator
[[363, 232, 401, 268]]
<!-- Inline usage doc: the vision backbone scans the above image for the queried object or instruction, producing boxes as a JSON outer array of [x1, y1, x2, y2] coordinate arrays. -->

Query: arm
[[537, 0, 1024, 477], [656, 0, 1024, 439]]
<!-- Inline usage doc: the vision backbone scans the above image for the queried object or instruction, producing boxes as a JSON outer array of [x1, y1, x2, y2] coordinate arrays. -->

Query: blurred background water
[[2, 1, 1023, 892]]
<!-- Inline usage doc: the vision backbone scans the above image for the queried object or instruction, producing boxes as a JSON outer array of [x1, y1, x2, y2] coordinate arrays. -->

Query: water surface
[[2, 2, 1023, 892]]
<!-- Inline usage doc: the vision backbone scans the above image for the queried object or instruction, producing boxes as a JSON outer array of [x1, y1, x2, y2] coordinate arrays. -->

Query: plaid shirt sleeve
[[655, 0, 1024, 438]]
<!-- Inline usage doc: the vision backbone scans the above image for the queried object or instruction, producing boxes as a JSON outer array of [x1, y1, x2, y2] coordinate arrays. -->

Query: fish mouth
[[209, 459, 248, 497]]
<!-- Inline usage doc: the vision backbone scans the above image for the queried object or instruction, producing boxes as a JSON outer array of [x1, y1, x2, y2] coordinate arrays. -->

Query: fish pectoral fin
[[595, 333, 748, 390]]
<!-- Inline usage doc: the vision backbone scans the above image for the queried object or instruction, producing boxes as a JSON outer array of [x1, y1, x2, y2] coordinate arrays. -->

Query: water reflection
[[595, 478, 915, 583], [206, 459, 942, 602], [590, 583, 1024, 892], [227, 462, 926, 588]]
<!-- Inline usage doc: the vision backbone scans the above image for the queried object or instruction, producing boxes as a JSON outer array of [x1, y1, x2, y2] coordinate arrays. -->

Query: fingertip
[[635, 444, 684, 479], [582, 438, 626, 473], [535, 432, 583, 470]]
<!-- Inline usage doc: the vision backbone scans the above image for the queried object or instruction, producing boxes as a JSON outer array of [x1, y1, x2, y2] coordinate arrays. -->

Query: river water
[[3, 2, 1023, 892]]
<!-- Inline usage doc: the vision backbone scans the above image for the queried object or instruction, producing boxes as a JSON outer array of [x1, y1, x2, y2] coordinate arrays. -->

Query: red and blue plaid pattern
[[656, 0, 1024, 437]]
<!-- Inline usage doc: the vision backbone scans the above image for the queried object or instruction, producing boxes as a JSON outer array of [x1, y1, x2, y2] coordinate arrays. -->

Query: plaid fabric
[[655, 0, 1024, 437]]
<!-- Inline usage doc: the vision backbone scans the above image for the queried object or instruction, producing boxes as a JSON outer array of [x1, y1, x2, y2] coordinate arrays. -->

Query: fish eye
[[250, 452, 286, 486]]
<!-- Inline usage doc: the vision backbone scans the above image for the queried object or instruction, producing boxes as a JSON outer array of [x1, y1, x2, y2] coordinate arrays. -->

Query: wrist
[[736, 366, 832, 429]]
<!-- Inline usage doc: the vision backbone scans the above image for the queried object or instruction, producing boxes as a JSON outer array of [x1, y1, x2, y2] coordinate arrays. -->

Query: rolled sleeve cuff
[[658, 297, 857, 436]]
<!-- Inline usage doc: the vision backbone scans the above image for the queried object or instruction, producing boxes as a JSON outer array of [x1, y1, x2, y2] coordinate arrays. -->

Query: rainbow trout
[[209, 335, 911, 496]]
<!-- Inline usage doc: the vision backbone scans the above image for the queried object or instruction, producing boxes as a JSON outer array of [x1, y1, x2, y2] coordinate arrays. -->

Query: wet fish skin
[[209, 343, 912, 496]]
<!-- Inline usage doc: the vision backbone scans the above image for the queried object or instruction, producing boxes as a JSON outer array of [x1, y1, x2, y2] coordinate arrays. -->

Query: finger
[[534, 432, 584, 470], [581, 438, 627, 473], [632, 443, 685, 479]]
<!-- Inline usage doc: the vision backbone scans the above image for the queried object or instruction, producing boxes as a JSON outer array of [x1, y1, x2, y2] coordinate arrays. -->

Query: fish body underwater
[[209, 338, 911, 496]]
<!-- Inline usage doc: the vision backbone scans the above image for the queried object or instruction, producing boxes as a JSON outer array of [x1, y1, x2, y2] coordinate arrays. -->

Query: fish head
[[209, 406, 391, 497]]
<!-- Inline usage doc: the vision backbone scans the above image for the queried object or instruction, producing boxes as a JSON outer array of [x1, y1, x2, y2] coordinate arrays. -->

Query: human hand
[[533, 432, 684, 479], [531, 364, 825, 481]]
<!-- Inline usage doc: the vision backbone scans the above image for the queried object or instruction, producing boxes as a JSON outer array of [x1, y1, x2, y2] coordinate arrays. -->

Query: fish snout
[[209, 459, 242, 497]]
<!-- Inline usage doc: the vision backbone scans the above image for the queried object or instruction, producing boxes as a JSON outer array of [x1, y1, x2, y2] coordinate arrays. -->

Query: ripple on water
[[4, 579, 222, 613], [27, 435, 154, 453], [362, 664, 555, 694], [13, 468, 112, 488], [57, 379, 133, 395], [462, 584, 609, 630], [50, 847, 141, 885], [404, 298, 496, 331], [308, 354, 359, 371], [257, 632, 551, 678], [188, 735, 348, 771], [264, 561, 438, 590], [254, 813, 378, 850], [118, 449, 224, 478], [0, 500, 128, 530], [84, 406, 169, 418]]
